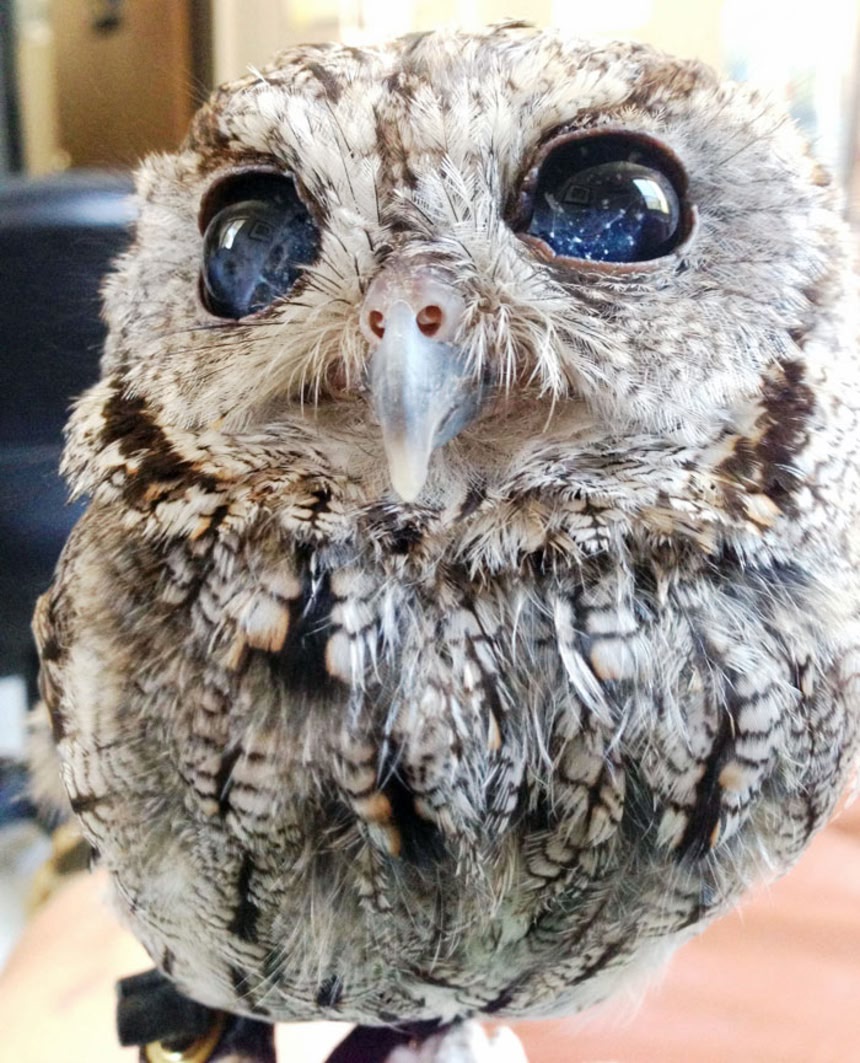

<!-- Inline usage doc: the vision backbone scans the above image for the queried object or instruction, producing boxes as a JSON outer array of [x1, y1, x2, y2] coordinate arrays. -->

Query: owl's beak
[[361, 272, 482, 502]]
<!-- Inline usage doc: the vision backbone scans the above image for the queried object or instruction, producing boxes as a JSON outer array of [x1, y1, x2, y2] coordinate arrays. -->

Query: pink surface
[[508, 799, 860, 1062]]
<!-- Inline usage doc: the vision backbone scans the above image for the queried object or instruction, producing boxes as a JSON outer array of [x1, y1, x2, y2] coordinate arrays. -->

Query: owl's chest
[[59, 529, 858, 1022], [146, 536, 817, 867]]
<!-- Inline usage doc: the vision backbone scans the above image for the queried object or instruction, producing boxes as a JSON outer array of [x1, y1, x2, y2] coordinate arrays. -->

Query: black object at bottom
[[202, 1015, 276, 1062], [116, 969, 445, 1062], [116, 969, 214, 1047], [325, 1019, 446, 1062]]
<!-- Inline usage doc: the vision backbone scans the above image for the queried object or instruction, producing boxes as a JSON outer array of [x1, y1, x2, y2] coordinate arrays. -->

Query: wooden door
[[52, 0, 198, 167]]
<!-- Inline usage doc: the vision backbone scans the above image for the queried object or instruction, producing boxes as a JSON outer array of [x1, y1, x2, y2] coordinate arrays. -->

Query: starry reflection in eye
[[524, 134, 685, 263], [200, 172, 321, 319]]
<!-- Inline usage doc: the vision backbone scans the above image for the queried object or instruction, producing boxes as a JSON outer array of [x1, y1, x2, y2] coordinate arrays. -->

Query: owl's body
[[33, 24, 860, 1035]]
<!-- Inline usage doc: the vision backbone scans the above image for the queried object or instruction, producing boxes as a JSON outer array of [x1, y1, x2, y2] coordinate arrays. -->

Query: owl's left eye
[[200, 172, 321, 319], [518, 132, 689, 264]]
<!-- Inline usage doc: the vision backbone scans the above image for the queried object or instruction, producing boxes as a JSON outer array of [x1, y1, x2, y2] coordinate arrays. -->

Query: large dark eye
[[521, 133, 687, 264], [200, 172, 320, 319]]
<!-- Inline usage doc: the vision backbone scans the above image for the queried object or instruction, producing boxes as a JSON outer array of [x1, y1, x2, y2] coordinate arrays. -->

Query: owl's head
[[74, 24, 847, 528]]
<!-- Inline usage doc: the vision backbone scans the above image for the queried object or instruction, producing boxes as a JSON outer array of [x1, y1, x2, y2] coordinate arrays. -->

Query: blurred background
[[0, 0, 859, 1012], [2, 0, 859, 207]]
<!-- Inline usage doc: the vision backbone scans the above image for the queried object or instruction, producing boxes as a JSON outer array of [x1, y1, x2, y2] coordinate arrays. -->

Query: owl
[[31, 21, 860, 1063]]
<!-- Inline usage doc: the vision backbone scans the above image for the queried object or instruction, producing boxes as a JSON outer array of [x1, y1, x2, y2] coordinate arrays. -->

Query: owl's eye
[[200, 172, 321, 319], [521, 133, 688, 264]]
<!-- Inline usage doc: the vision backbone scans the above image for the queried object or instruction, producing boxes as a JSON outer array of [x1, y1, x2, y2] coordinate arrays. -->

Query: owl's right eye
[[199, 172, 321, 319], [516, 131, 691, 265]]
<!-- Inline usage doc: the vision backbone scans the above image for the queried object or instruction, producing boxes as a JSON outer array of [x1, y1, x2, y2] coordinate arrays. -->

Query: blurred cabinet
[[52, 0, 197, 167]]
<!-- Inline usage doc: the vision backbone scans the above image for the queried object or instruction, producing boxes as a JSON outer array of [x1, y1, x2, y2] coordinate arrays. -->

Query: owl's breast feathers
[[32, 345, 860, 1022]]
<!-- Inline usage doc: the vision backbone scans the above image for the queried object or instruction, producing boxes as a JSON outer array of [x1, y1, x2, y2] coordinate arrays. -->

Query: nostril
[[360, 274, 465, 346], [416, 304, 443, 337], [368, 309, 385, 338]]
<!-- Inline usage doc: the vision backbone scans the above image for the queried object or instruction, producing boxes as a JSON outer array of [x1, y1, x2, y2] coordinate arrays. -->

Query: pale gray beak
[[360, 269, 483, 502]]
